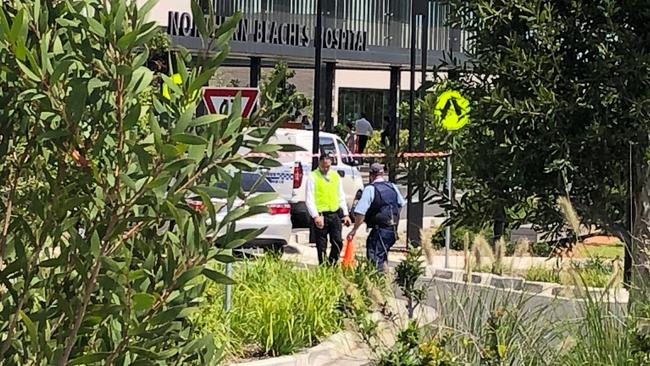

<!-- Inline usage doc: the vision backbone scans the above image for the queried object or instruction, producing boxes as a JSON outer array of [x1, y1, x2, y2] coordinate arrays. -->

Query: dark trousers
[[366, 228, 397, 272], [314, 212, 343, 265], [358, 135, 369, 153]]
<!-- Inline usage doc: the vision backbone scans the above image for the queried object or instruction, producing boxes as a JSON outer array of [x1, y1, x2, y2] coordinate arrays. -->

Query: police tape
[[242, 151, 451, 159]]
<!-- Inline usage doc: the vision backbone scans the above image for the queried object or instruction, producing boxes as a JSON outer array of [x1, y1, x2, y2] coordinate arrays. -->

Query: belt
[[320, 211, 339, 216], [371, 225, 397, 230]]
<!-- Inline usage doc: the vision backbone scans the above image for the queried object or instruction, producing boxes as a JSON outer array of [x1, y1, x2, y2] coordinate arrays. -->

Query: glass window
[[338, 87, 390, 129], [319, 137, 336, 155], [217, 172, 275, 192], [337, 138, 350, 156]]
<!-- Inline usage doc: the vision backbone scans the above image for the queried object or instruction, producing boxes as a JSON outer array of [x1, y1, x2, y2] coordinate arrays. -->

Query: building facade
[[145, 0, 467, 128]]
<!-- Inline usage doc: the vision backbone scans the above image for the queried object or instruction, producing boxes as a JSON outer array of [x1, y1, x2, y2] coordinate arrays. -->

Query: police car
[[264, 129, 365, 228]]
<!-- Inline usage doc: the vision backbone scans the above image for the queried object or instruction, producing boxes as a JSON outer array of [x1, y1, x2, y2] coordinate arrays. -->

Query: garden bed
[[191, 257, 395, 364]]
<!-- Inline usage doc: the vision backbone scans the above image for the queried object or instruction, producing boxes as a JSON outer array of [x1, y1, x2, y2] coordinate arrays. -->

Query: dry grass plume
[[421, 228, 436, 266], [472, 234, 495, 269], [557, 196, 581, 238]]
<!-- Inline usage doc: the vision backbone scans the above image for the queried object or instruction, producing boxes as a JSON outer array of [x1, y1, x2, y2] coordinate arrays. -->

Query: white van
[[265, 129, 365, 227]]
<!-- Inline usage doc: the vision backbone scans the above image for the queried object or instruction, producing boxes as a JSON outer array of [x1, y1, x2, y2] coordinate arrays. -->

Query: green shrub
[[571, 257, 614, 288], [524, 266, 561, 284], [530, 241, 553, 257], [431, 226, 476, 251], [193, 257, 345, 359], [366, 129, 410, 153]]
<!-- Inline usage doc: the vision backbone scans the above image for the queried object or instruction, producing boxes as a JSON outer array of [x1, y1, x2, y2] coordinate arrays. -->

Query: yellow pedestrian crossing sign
[[434, 90, 470, 131]]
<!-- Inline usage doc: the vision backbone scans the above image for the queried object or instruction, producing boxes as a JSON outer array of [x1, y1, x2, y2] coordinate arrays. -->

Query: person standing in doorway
[[347, 163, 405, 272], [355, 113, 374, 153], [381, 116, 391, 147], [306, 153, 352, 265]]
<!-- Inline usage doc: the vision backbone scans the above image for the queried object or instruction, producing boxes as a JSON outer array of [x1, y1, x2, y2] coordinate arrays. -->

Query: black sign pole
[[412, 0, 429, 245], [406, 0, 418, 247], [312, 0, 323, 170]]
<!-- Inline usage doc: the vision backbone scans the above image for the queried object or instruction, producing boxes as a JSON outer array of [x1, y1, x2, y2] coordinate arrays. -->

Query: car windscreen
[[216, 172, 275, 193]]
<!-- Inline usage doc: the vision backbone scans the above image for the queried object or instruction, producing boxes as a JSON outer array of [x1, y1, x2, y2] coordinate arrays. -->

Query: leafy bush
[[431, 226, 476, 251], [530, 241, 554, 257], [571, 257, 615, 288], [378, 322, 461, 366], [193, 257, 345, 359], [0, 2, 286, 364], [366, 130, 410, 153], [524, 266, 561, 283]]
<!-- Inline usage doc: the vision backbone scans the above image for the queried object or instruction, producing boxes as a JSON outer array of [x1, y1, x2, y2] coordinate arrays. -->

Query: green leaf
[[189, 67, 215, 94], [9, 9, 25, 43], [149, 114, 162, 149], [90, 230, 100, 257], [246, 192, 277, 206], [174, 266, 203, 289], [202, 268, 236, 285], [189, 113, 228, 127], [69, 353, 113, 365], [66, 78, 88, 122], [132, 293, 156, 311], [252, 144, 281, 154], [19, 311, 38, 350], [138, 0, 158, 18], [213, 254, 237, 263], [50, 59, 73, 85], [38, 129, 69, 142], [192, 185, 227, 199], [172, 104, 195, 134], [120, 173, 137, 191], [164, 158, 195, 173], [87, 18, 105, 37], [124, 104, 142, 130], [279, 144, 307, 152], [171, 133, 208, 145], [0, 7, 10, 40], [150, 306, 183, 325], [16, 60, 41, 82], [100, 256, 122, 273], [146, 175, 170, 189], [129, 67, 153, 97], [191, 0, 208, 38]]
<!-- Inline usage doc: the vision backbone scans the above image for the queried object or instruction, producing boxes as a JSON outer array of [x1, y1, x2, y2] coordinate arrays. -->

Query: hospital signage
[[167, 11, 368, 51]]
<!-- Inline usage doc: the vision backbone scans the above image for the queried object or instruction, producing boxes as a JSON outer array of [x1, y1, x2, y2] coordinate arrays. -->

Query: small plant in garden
[[524, 266, 561, 284], [480, 308, 508, 365], [378, 322, 460, 366], [395, 248, 426, 319]]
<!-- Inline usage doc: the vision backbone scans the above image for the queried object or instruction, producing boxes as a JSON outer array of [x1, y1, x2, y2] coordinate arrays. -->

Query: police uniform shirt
[[353, 178, 406, 216]]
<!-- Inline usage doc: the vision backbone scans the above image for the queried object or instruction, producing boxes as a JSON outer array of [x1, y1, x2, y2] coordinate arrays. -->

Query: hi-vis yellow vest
[[311, 170, 341, 213]]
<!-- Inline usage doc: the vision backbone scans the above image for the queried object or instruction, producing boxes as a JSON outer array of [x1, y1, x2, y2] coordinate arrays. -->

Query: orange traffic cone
[[342, 239, 355, 268]]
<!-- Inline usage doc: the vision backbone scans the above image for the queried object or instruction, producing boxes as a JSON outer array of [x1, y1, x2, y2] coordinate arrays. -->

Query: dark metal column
[[406, 0, 419, 247], [388, 66, 401, 182], [312, 0, 323, 169], [324, 62, 336, 133], [411, 0, 429, 246], [249, 56, 262, 88]]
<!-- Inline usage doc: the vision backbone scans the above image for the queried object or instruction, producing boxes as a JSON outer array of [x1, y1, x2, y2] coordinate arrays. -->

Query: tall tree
[[449, 0, 650, 295]]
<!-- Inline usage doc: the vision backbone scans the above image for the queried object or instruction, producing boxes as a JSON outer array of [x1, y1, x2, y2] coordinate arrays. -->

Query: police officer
[[347, 163, 406, 272], [306, 153, 352, 265]]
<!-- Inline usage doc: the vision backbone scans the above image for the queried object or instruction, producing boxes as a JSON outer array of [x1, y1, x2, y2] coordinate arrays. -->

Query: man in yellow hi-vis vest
[[306, 153, 352, 265]]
